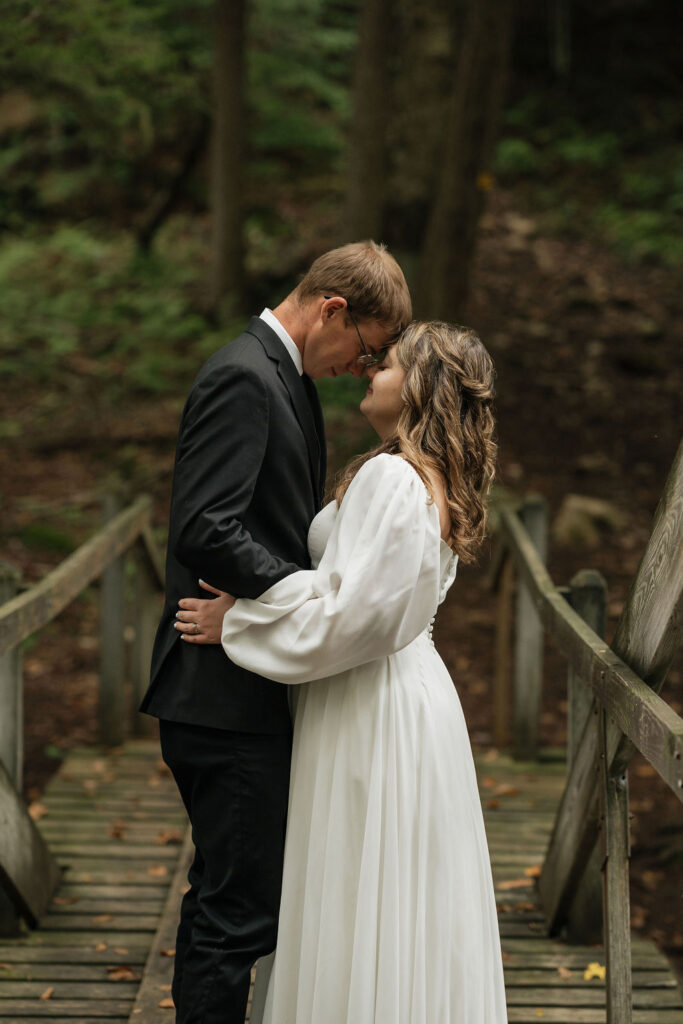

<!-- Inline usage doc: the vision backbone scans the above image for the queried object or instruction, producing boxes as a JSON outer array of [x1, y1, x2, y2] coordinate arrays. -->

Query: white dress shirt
[[260, 308, 303, 376]]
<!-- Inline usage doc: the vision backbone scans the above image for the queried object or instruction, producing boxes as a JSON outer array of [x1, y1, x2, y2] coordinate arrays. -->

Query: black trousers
[[159, 719, 292, 1024]]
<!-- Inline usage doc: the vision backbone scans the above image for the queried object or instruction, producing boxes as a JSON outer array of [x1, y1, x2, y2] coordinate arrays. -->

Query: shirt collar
[[260, 308, 303, 375]]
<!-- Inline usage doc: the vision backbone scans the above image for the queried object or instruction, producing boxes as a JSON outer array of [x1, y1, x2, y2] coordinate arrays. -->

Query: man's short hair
[[294, 241, 412, 338]]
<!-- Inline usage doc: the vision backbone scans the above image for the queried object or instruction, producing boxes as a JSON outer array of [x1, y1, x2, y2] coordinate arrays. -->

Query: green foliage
[[19, 523, 76, 554], [0, 220, 223, 393], [495, 100, 683, 265]]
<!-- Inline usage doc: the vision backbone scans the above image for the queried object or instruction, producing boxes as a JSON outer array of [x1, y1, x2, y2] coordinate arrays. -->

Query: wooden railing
[[489, 441, 683, 1024], [0, 495, 165, 935]]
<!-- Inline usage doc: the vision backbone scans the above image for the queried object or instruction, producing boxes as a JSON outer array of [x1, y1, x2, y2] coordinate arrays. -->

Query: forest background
[[0, 0, 681, 980]]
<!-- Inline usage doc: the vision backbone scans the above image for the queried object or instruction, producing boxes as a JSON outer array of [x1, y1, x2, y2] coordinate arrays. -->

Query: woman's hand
[[175, 580, 236, 644]]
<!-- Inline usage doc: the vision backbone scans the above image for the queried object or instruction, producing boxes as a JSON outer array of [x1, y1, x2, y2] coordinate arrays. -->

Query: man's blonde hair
[[294, 241, 412, 337]]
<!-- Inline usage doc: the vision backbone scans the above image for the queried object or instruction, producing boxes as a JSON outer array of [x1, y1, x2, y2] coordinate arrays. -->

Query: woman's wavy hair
[[335, 321, 497, 563]]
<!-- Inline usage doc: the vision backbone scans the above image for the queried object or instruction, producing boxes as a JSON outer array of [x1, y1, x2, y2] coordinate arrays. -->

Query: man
[[140, 241, 412, 1024]]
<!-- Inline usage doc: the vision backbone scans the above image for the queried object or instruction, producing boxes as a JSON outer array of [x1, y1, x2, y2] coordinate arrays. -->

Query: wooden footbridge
[[1, 443, 682, 1023]]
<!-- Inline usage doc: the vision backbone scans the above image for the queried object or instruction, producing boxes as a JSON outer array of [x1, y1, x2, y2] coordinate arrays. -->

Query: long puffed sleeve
[[221, 454, 443, 684]]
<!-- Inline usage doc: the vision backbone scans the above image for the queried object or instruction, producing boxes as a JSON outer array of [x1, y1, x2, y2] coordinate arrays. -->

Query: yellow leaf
[[40, 986, 54, 1001], [584, 961, 606, 981], [28, 802, 48, 821], [524, 864, 542, 878], [159, 997, 175, 1009]]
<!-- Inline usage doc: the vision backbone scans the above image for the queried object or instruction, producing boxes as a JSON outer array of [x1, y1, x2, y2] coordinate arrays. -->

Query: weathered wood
[[494, 554, 514, 748], [498, 501, 683, 797], [0, 948, 145, 965], [0, 563, 23, 789], [566, 569, 606, 944], [98, 496, 126, 748], [0, 760, 61, 931], [567, 570, 606, 765], [38, 914, 158, 931], [513, 497, 547, 760], [0, 981, 138, 998], [609, 439, 683, 779], [138, 526, 165, 591], [539, 446, 683, 933], [0, 563, 23, 935], [0, 498, 154, 657], [504, 988, 682, 1007], [127, 828, 192, 1023], [131, 555, 159, 737], [0, 999, 133, 1016], [503, 969, 677, 987], [600, 708, 633, 1024]]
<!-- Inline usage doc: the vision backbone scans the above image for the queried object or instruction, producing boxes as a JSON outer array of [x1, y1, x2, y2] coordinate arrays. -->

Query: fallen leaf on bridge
[[109, 820, 127, 840], [584, 962, 606, 981], [524, 864, 542, 878], [147, 864, 168, 877], [494, 783, 519, 797], [156, 830, 183, 845], [108, 966, 136, 981], [113, 948, 129, 955], [95, 942, 108, 951], [53, 895, 79, 905], [28, 802, 48, 820], [93, 914, 113, 924], [159, 997, 175, 1008], [557, 966, 572, 979], [160, 948, 175, 957], [40, 987, 54, 1001], [497, 878, 533, 890], [481, 776, 498, 789]]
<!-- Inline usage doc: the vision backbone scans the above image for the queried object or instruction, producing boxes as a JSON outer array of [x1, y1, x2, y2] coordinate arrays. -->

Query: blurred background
[[0, 0, 681, 973]]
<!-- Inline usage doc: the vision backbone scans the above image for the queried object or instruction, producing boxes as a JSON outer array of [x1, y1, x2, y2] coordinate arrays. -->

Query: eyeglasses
[[323, 295, 388, 368]]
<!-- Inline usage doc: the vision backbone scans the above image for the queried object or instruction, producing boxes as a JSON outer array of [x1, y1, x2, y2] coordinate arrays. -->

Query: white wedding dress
[[222, 454, 507, 1024]]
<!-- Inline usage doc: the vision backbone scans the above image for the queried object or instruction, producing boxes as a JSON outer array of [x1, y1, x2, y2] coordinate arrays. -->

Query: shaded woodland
[[0, 0, 682, 982]]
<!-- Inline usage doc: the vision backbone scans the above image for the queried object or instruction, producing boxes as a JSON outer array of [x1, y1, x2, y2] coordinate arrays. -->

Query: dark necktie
[[302, 374, 327, 505]]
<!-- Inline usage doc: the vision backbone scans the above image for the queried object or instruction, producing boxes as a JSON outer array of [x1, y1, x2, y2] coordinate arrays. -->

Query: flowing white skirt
[[252, 632, 507, 1024]]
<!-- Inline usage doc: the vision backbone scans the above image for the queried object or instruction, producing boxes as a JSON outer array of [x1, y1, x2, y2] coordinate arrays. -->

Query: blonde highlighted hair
[[335, 321, 497, 563], [294, 241, 412, 338]]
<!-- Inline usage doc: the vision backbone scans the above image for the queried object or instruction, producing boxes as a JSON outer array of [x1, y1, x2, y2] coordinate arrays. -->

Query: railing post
[[493, 553, 514, 749], [513, 496, 547, 760], [566, 569, 606, 942], [600, 707, 632, 1024], [0, 563, 23, 788], [99, 494, 127, 747], [0, 562, 22, 935], [132, 553, 159, 736]]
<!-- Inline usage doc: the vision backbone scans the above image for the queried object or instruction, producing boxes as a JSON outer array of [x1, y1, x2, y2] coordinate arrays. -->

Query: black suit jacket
[[140, 317, 326, 734]]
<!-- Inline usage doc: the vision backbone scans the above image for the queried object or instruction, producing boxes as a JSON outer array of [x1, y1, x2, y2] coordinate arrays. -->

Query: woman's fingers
[[174, 619, 198, 634], [199, 579, 226, 596]]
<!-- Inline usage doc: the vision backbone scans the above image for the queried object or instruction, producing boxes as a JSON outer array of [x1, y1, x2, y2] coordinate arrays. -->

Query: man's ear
[[321, 295, 347, 322]]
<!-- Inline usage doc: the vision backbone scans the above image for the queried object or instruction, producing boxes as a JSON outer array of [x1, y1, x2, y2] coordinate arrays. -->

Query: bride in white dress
[[176, 321, 507, 1023]]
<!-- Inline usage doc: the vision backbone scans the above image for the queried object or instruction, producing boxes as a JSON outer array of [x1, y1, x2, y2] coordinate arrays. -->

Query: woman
[[175, 321, 507, 1023]]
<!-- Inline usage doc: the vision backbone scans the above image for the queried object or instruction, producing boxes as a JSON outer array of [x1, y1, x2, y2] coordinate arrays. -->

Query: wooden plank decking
[[481, 750, 683, 1023], [1, 742, 681, 1023]]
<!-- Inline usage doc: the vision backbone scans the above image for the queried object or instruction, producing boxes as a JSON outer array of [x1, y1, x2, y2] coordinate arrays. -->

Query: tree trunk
[[209, 0, 246, 313], [416, 0, 512, 320], [345, 0, 392, 242]]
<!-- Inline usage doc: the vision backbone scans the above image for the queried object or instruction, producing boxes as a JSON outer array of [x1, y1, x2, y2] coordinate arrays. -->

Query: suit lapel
[[245, 318, 323, 503]]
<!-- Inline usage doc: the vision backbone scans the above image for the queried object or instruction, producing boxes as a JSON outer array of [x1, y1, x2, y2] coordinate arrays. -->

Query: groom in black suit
[[140, 242, 411, 1024]]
